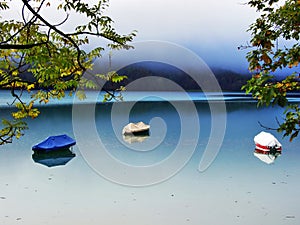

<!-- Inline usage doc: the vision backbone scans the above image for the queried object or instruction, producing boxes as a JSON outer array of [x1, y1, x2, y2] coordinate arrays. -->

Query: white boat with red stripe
[[254, 131, 282, 154]]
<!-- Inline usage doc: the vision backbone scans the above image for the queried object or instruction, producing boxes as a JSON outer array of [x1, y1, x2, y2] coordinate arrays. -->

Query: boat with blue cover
[[32, 134, 76, 152]]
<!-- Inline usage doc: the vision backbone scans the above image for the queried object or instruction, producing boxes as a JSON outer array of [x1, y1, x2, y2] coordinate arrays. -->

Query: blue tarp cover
[[32, 134, 76, 151]]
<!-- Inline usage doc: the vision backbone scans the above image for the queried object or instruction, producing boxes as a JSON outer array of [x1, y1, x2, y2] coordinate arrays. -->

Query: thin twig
[[258, 121, 277, 130]]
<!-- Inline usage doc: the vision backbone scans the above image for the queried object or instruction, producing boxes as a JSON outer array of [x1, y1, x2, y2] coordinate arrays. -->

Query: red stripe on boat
[[255, 143, 282, 151], [254, 149, 269, 154]]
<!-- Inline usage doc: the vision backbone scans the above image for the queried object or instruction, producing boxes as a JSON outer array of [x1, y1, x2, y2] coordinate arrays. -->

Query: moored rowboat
[[254, 131, 282, 154], [32, 134, 76, 152]]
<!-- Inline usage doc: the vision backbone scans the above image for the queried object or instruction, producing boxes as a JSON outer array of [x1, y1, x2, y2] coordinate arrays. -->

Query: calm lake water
[[0, 91, 300, 225]]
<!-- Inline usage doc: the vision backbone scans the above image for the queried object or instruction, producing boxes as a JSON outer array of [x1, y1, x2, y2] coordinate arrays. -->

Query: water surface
[[0, 93, 299, 225]]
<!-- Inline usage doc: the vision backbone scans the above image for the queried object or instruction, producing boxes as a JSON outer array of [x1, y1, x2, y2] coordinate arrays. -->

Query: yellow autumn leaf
[[275, 83, 283, 88], [27, 84, 35, 91], [28, 101, 33, 110]]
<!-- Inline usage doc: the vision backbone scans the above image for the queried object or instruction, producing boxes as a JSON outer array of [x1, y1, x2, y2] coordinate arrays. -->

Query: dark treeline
[[103, 61, 251, 91], [1, 61, 251, 91]]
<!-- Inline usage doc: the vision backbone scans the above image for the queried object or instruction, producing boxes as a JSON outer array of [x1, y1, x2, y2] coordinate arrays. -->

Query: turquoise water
[[0, 90, 255, 107], [0, 93, 300, 225]]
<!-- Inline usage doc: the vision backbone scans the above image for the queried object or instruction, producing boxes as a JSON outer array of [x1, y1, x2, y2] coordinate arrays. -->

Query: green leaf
[[76, 90, 86, 100], [111, 74, 127, 83]]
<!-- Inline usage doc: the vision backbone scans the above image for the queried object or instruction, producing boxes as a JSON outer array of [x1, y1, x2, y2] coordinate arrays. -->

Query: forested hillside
[[103, 61, 251, 91], [1, 61, 251, 91]]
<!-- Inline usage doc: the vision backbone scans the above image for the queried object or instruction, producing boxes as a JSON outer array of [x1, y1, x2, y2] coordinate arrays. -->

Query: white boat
[[122, 122, 150, 136], [254, 131, 282, 154]]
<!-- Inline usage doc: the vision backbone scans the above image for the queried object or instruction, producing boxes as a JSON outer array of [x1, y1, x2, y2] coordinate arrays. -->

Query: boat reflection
[[32, 148, 76, 167], [253, 149, 281, 164], [122, 134, 149, 144]]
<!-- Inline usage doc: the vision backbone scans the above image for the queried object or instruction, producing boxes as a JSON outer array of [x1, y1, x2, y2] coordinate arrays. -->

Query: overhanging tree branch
[[21, 0, 86, 71], [0, 0, 136, 145], [0, 42, 48, 49], [243, 0, 300, 141]]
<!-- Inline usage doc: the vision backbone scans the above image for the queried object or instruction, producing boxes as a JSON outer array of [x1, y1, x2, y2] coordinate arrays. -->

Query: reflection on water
[[122, 134, 149, 144], [32, 148, 76, 167], [0, 100, 300, 225], [253, 151, 281, 164]]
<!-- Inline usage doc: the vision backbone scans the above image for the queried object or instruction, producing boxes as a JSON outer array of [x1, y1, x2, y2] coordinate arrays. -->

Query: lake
[[0, 91, 300, 225]]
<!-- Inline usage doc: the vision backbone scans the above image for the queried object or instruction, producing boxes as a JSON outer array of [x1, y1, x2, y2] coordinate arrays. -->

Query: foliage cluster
[[242, 0, 300, 141], [0, 0, 136, 144]]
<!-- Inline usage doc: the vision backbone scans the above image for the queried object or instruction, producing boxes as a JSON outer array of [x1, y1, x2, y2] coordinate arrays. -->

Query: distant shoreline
[[1, 90, 299, 109]]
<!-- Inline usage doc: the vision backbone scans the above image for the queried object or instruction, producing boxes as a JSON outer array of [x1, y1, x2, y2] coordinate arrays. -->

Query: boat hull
[[32, 134, 76, 152]]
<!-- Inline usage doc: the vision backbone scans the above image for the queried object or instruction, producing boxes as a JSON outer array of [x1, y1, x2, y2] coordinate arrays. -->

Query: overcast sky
[[4, 0, 259, 72], [105, 0, 258, 72]]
